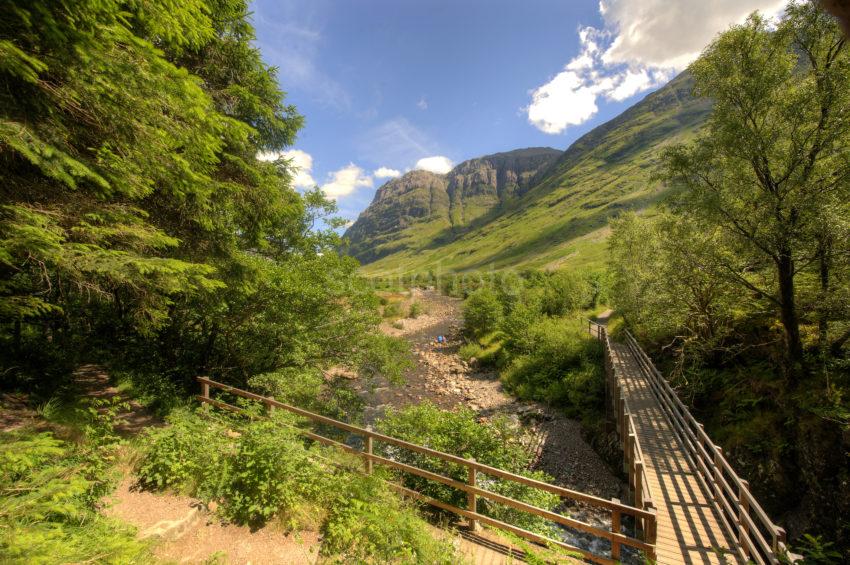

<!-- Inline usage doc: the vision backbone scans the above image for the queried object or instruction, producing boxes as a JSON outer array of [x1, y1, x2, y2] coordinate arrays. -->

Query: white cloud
[[321, 164, 373, 200], [526, 0, 786, 134], [374, 166, 401, 179], [417, 96, 428, 110], [257, 149, 317, 189], [415, 156, 454, 175], [599, 0, 785, 69]]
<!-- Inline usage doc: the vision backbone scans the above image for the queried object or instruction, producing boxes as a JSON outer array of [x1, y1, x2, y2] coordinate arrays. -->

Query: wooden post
[[611, 505, 622, 561], [467, 459, 479, 531], [268, 395, 275, 416], [365, 427, 373, 475], [774, 527, 787, 553], [201, 380, 210, 411], [635, 461, 644, 509], [713, 446, 723, 503], [738, 479, 750, 558]]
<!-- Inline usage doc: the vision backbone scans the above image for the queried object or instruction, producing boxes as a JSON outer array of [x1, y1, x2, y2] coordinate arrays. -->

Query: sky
[[251, 0, 785, 225]]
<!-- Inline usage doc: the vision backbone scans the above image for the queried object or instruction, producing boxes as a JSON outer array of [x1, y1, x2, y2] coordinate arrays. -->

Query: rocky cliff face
[[345, 147, 561, 263]]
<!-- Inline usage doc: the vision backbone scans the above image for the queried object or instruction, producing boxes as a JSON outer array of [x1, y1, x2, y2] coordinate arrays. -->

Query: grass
[[353, 71, 711, 276]]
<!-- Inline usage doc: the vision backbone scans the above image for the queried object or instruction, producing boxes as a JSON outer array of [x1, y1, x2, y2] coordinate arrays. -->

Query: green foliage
[[463, 288, 504, 338], [408, 301, 424, 319], [219, 421, 323, 527], [0, 0, 404, 421], [137, 408, 461, 562], [792, 534, 844, 564], [501, 318, 604, 424], [376, 403, 559, 536], [0, 423, 150, 564], [249, 368, 365, 421], [354, 70, 711, 276], [321, 472, 460, 564], [540, 270, 591, 316]]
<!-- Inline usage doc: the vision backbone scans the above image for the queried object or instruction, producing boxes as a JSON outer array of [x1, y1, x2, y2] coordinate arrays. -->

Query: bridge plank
[[609, 341, 741, 565]]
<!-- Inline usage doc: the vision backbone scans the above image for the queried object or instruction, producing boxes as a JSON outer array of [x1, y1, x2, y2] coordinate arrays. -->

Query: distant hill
[[344, 147, 562, 263], [345, 71, 711, 275]]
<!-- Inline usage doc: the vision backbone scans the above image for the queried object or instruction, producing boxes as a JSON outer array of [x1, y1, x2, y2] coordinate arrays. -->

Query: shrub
[[540, 270, 591, 316], [249, 368, 364, 422], [136, 407, 462, 562], [408, 301, 424, 318], [219, 421, 325, 526], [463, 288, 503, 338], [501, 292, 544, 355], [0, 426, 151, 564], [376, 403, 559, 536], [382, 302, 402, 318], [502, 318, 604, 424], [321, 472, 458, 564]]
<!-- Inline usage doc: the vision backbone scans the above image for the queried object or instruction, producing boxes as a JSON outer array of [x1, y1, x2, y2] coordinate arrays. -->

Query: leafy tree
[[0, 1, 404, 398], [659, 2, 850, 381], [463, 288, 503, 338]]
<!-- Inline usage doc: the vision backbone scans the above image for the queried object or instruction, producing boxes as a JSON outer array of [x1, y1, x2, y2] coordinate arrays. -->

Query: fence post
[[365, 427, 373, 475], [268, 395, 275, 416], [611, 504, 622, 561], [713, 446, 723, 503], [738, 479, 750, 558], [467, 459, 479, 531], [201, 379, 210, 411]]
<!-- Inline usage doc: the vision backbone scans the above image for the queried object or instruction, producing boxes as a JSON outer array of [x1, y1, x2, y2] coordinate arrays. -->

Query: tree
[[0, 1, 404, 394], [660, 2, 850, 382]]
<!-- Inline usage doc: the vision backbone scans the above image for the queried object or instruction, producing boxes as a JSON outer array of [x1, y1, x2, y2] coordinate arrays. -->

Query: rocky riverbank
[[354, 289, 625, 541]]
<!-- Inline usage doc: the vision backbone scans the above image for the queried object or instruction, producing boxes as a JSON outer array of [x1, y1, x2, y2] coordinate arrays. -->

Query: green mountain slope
[[344, 148, 562, 263], [347, 71, 711, 275]]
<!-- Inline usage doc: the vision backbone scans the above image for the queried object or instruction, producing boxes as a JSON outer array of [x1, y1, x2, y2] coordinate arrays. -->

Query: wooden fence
[[621, 331, 787, 564], [589, 321, 657, 562], [197, 376, 656, 564]]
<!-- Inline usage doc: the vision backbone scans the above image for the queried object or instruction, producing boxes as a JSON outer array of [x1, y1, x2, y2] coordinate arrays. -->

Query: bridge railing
[[197, 376, 656, 565], [592, 321, 657, 561], [622, 330, 787, 564]]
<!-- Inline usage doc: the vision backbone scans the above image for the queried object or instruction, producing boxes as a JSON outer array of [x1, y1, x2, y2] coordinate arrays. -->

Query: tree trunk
[[777, 251, 804, 384], [816, 236, 831, 357]]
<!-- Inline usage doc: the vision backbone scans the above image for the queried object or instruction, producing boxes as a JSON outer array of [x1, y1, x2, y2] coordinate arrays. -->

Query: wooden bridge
[[194, 320, 786, 564], [589, 319, 787, 564]]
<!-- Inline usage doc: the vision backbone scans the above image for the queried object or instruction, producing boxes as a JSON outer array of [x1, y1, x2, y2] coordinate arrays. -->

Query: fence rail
[[621, 331, 787, 564], [590, 321, 657, 562], [197, 376, 656, 564]]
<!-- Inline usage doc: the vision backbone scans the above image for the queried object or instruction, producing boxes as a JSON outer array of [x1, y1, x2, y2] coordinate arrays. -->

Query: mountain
[[344, 148, 562, 263], [345, 71, 711, 274]]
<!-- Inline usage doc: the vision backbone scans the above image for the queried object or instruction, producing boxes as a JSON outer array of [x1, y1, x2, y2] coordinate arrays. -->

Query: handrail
[[595, 325, 657, 560], [622, 330, 787, 565], [197, 376, 657, 564]]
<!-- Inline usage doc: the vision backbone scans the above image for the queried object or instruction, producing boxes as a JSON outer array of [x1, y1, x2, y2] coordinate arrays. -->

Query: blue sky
[[251, 0, 785, 224]]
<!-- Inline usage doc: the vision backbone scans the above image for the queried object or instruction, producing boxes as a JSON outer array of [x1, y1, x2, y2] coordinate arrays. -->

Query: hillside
[[345, 147, 562, 263], [347, 71, 711, 275]]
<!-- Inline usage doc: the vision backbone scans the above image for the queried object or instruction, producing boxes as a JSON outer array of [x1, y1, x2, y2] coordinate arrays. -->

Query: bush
[[382, 302, 402, 318], [540, 270, 592, 316], [501, 292, 544, 355], [219, 421, 326, 527], [0, 424, 151, 564], [408, 301, 424, 318], [321, 472, 458, 564], [463, 288, 504, 338], [376, 403, 559, 536], [501, 317, 604, 425], [136, 407, 461, 562]]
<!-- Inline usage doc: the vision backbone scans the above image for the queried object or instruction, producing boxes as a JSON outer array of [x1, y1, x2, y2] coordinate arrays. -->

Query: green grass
[[354, 72, 710, 276]]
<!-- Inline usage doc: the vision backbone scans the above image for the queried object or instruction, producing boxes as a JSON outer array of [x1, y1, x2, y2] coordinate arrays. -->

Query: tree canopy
[[0, 0, 404, 396]]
